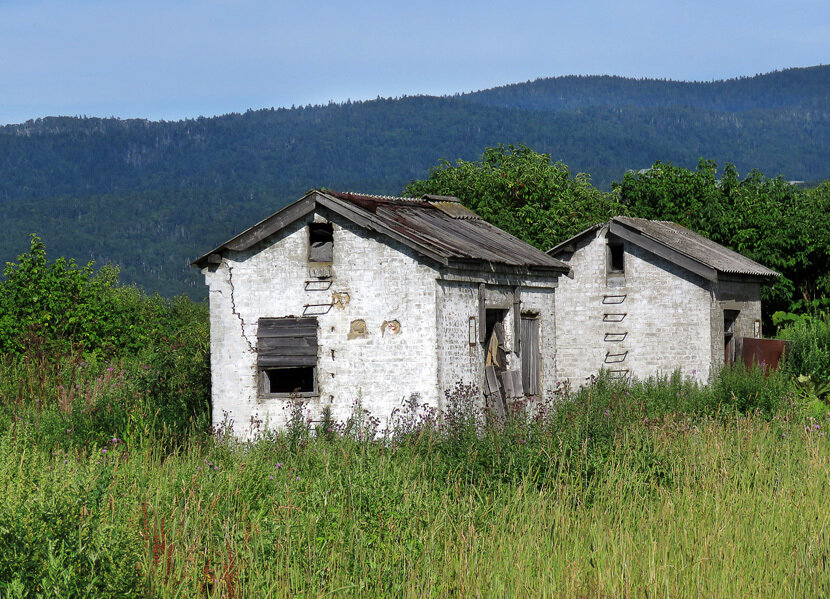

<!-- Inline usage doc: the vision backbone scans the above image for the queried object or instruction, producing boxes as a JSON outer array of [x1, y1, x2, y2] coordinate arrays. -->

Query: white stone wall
[[555, 228, 714, 386], [434, 280, 558, 407], [436, 280, 482, 405], [203, 208, 440, 437]]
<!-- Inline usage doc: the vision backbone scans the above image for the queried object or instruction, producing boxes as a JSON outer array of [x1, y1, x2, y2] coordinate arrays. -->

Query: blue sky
[[1, 0, 828, 125]]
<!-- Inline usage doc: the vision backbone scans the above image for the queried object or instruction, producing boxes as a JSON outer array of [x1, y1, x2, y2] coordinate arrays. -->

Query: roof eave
[[191, 189, 319, 268], [547, 222, 605, 256]]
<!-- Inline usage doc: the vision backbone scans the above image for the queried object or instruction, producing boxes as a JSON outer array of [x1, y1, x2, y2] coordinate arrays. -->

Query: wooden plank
[[513, 285, 521, 355], [258, 343, 317, 356], [258, 317, 316, 327], [257, 317, 317, 338], [258, 354, 317, 367], [258, 336, 317, 351], [226, 196, 317, 251], [257, 326, 317, 339], [511, 370, 523, 397], [609, 221, 718, 282], [501, 370, 515, 398], [478, 283, 486, 343], [484, 365, 499, 395], [521, 317, 540, 395]]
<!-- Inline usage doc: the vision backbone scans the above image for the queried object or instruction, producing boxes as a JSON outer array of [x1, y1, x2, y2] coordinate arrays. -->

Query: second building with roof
[[548, 216, 780, 386]]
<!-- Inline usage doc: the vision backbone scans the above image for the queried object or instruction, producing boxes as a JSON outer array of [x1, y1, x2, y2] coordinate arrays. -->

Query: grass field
[[1, 367, 828, 598]]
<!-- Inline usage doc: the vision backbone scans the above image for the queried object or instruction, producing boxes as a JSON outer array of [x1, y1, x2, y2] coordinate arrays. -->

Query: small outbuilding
[[548, 216, 779, 386], [193, 190, 568, 436]]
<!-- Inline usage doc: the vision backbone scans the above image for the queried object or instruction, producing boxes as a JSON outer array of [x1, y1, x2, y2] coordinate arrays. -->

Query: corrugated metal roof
[[193, 189, 568, 273], [322, 191, 566, 270], [613, 216, 779, 278], [548, 217, 779, 279]]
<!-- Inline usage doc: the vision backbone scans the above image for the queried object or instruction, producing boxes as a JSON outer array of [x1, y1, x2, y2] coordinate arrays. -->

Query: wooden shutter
[[520, 316, 540, 395], [257, 317, 318, 367]]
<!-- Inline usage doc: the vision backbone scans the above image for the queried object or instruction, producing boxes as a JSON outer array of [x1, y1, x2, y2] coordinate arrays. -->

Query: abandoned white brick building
[[192, 190, 569, 435], [548, 216, 779, 386]]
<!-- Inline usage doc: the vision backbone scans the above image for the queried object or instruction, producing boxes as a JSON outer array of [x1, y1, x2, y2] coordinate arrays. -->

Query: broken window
[[608, 241, 624, 273], [308, 223, 333, 262], [520, 314, 540, 395], [257, 317, 318, 395]]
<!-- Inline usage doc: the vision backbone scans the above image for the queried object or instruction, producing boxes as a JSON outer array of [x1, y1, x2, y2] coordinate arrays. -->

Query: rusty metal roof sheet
[[612, 216, 779, 278], [321, 191, 566, 270], [193, 189, 567, 273], [548, 216, 778, 279]]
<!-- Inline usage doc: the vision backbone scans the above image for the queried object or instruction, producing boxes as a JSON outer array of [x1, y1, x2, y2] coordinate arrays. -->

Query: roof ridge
[[325, 190, 423, 203]]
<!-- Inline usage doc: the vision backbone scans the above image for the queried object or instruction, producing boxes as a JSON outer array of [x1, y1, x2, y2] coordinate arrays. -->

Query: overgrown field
[[3, 361, 830, 598], [2, 240, 830, 597]]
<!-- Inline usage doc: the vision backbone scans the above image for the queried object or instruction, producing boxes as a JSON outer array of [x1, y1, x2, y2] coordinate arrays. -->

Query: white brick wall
[[555, 227, 714, 386], [202, 207, 561, 437], [203, 209, 440, 437]]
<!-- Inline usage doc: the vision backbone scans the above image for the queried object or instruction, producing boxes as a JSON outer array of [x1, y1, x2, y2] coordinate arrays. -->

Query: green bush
[[777, 310, 830, 385], [0, 237, 211, 447]]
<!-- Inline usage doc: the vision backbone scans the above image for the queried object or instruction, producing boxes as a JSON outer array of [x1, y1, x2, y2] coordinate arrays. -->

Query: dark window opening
[[263, 367, 315, 394], [724, 309, 740, 364], [608, 242, 624, 273], [484, 308, 507, 340], [309, 223, 333, 262]]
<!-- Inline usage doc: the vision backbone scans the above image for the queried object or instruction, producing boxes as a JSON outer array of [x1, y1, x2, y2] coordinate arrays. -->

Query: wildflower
[[107, 367, 114, 372], [213, 466, 219, 471], [269, 475, 274, 480], [692, 369, 697, 375], [275, 462, 283, 469], [814, 424, 821, 430], [101, 448, 107, 454], [603, 408, 610, 417], [296, 476, 300, 481]]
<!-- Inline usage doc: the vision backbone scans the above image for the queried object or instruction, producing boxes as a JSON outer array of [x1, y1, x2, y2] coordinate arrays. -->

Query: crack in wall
[[226, 264, 256, 353]]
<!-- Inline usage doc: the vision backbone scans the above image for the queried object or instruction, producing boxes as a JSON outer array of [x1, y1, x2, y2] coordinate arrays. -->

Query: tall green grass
[[1, 360, 826, 598], [1, 410, 828, 597]]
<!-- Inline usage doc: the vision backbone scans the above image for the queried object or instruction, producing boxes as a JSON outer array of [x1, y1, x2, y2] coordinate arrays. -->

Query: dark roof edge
[[611, 217, 780, 280], [192, 189, 451, 268], [546, 222, 605, 256], [191, 190, 319, 267]]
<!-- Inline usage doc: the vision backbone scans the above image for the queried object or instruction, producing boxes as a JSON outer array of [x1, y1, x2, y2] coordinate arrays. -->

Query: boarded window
[[309, 223, 333, 262], [520, 315, 540, 395], [257, 317, 318, 395]]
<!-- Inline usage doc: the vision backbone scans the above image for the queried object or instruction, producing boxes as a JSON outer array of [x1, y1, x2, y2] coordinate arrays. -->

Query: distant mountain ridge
[[462, 65, 830, 112], [1, 65, 828, 298]]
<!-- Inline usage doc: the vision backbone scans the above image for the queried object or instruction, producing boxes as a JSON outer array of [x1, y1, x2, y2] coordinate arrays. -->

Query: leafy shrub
[[777, 310, 830, 386], [0, 237, 211, 447]]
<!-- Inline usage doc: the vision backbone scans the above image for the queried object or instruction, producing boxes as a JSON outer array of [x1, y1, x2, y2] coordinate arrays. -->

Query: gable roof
[[193, 189, 569, 274], [548, 216, 779, 281]]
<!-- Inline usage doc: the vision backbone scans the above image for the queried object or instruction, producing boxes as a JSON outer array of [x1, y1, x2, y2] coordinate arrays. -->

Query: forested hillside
[[463, 65, 830, 112], [1, 66, 829, 297]]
